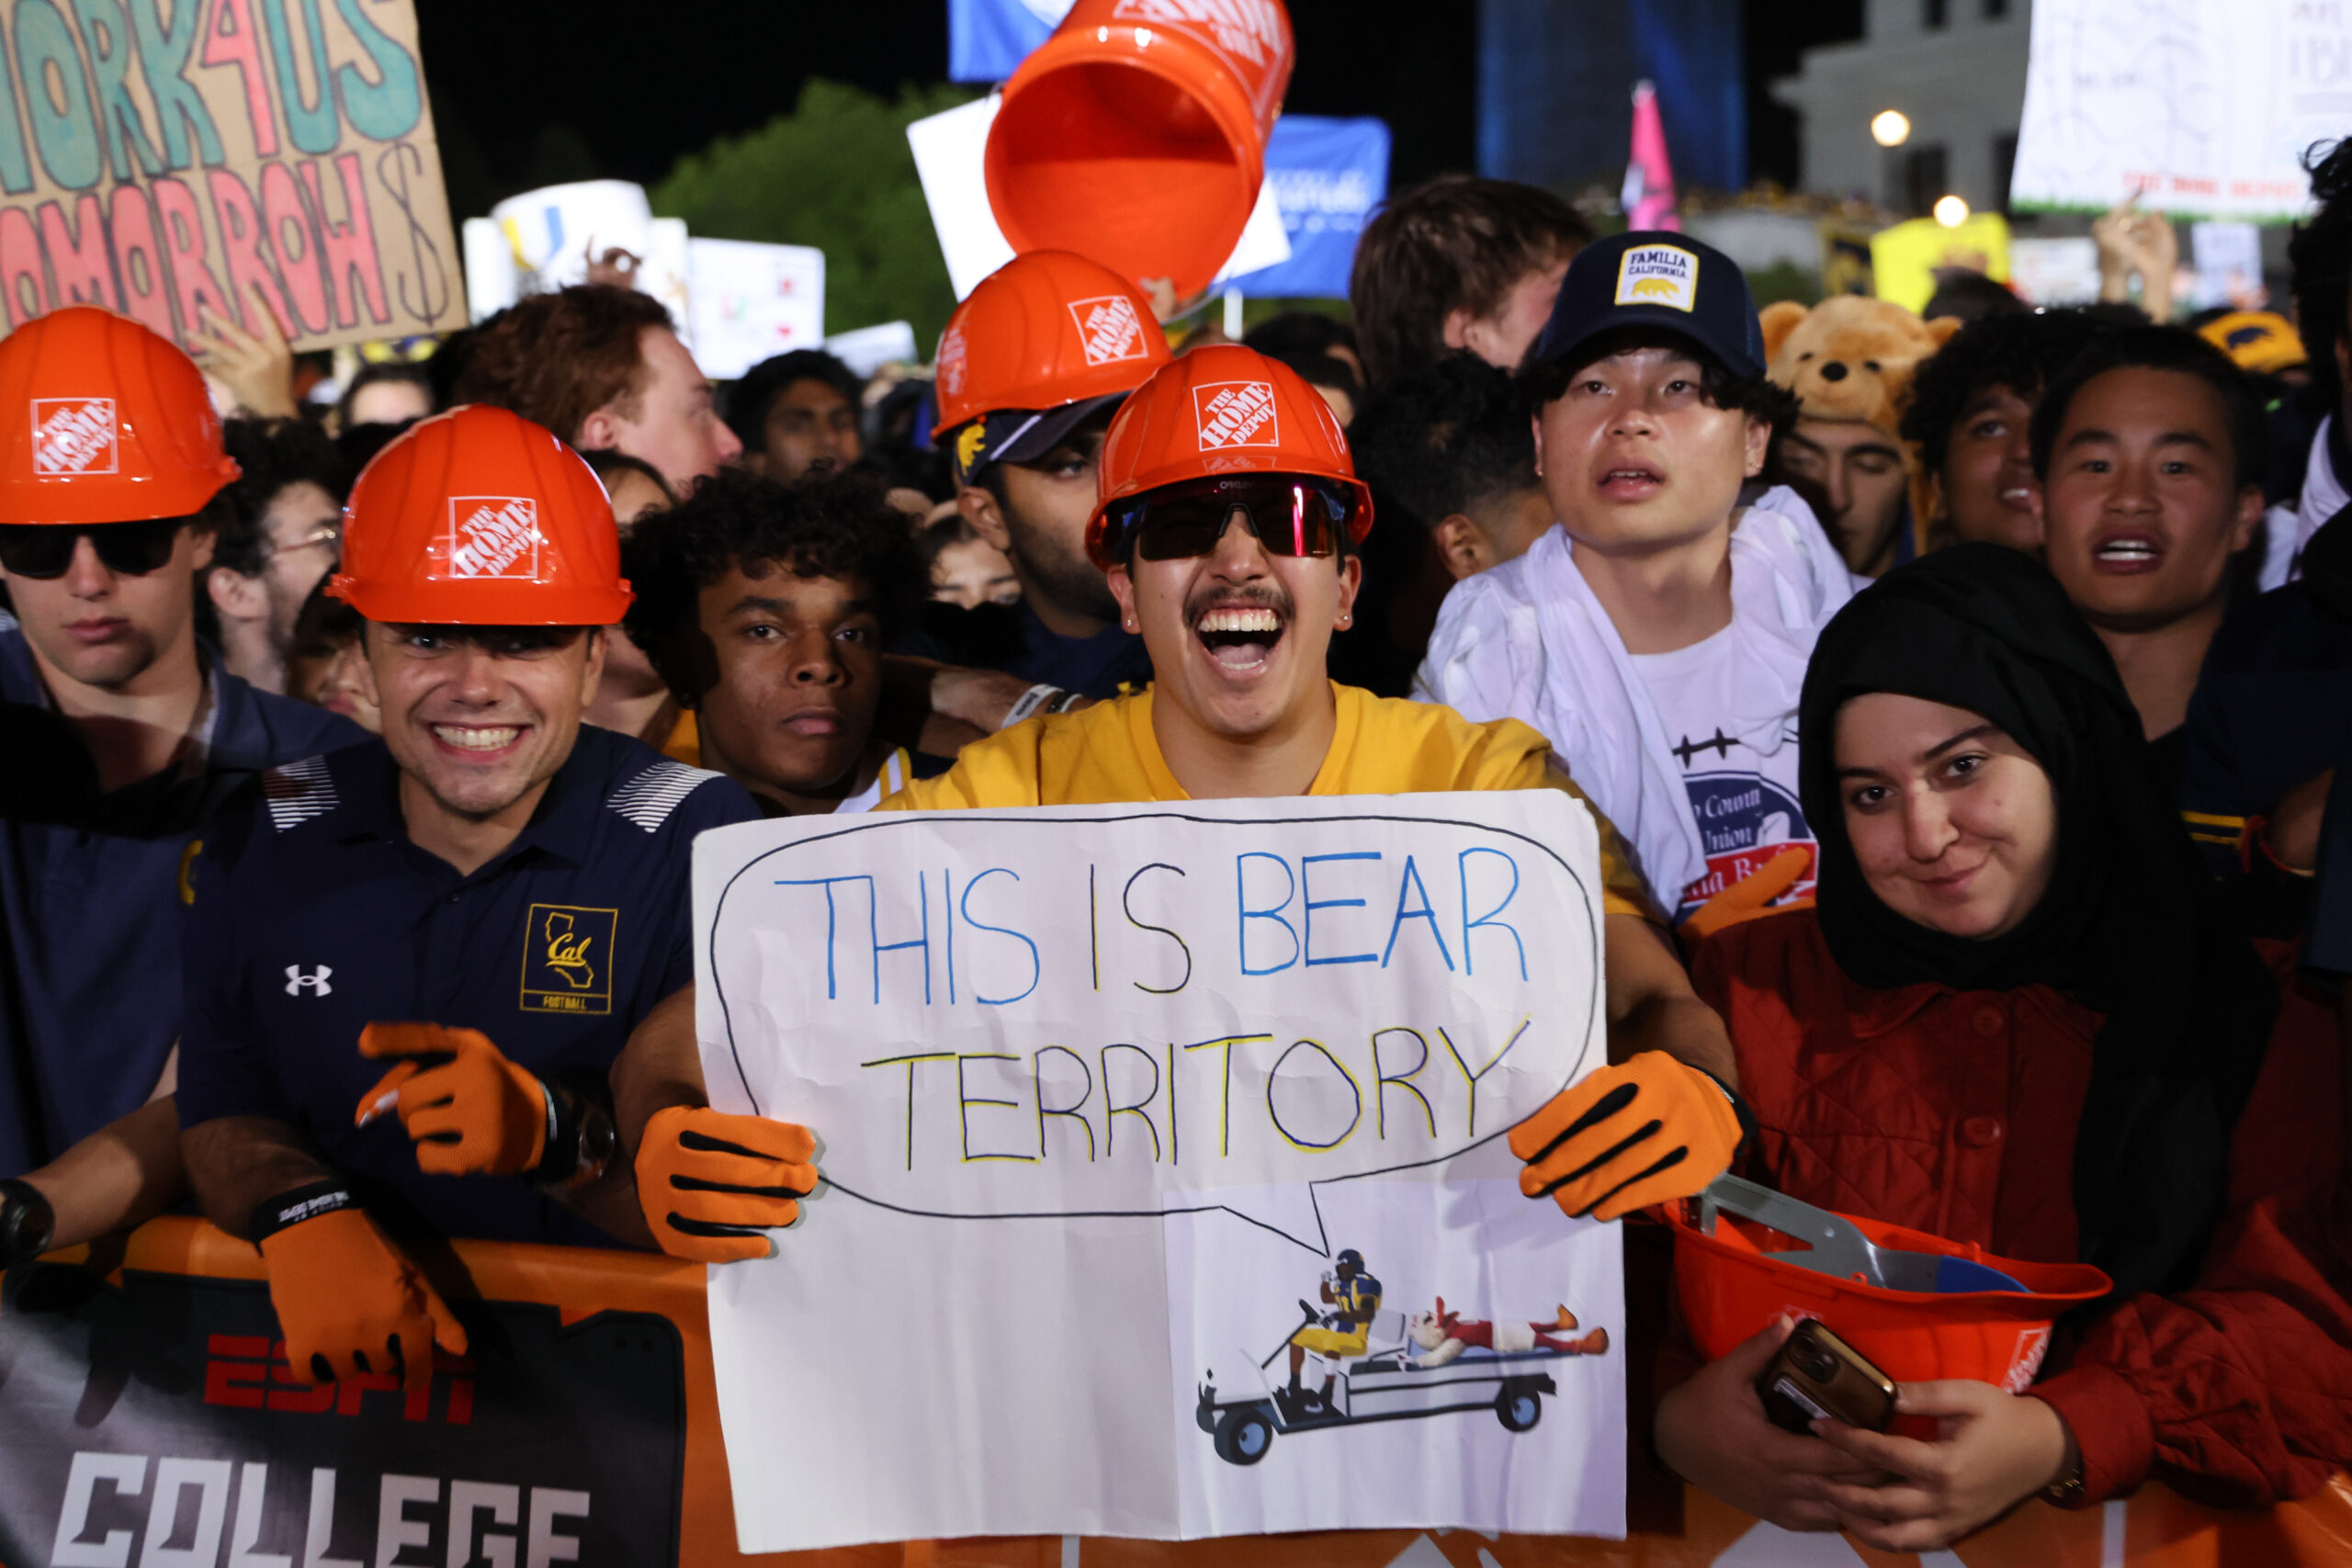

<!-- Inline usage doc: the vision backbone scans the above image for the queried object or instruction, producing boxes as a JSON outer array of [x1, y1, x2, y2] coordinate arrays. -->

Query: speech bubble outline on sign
[[695, 794, 1604, 1257]]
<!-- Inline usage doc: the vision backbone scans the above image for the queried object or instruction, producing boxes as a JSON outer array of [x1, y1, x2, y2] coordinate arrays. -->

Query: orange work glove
[[1509, 1051, 1748, 1222], [355, 1022, 547, 1177], [636, 1105, 818, 1263], [256, 1206, 467, 1392], [1681, 846, 1814, 943]]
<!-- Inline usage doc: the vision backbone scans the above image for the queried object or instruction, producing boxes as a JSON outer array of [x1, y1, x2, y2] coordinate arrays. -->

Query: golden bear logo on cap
[[1193, 380, 1279, 451], [953, 422, 989, 480], [31, 397, 118, 476], [1068, 295, 1147, 367], [1615, 244, 1699, 312], [445, 496, 542, 581]]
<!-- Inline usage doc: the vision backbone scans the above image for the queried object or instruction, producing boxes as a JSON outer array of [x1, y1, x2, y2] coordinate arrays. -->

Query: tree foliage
[[652, 79, 977, 354]]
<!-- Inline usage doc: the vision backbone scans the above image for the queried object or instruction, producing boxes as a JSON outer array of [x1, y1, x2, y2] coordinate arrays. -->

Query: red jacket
[[1690, 910, 2352, 1506]]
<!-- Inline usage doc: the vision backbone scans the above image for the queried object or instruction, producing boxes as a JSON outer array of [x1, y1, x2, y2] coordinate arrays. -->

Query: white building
[[1772, 0, 2031, 216]]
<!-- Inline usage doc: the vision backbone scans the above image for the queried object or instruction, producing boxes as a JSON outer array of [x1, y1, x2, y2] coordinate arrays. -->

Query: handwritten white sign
[[2011, 0, 2346, 222], [695, 792, 1625, 1549]]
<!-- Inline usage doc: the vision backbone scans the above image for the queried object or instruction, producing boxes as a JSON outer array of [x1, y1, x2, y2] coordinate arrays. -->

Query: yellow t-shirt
[[879, 682, 1654, 919]]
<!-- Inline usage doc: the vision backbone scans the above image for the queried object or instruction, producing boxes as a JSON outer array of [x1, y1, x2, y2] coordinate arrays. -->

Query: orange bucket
[[984, 0, 1295, 299], [1668, 1198, 2111, 1394]]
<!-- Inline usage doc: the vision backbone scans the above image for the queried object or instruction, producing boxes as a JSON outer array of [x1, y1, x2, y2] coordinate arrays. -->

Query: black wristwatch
[[0, 1178, 58, 1267], [527, 1075, 617, 1192]]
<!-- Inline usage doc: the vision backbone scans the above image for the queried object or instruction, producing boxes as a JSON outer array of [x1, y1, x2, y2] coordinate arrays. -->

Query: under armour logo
[[284, 965, 333, 996]]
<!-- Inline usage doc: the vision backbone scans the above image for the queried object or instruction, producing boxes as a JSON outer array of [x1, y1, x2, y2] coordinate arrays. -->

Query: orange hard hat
[[933, 251, 1170, 461], [330, 404, 630, 626], [1668, 1198, 2109, 1408], [986, 0, 1295, 300], [1084, 343, 1370, 570], [0, 305, 240, 525]]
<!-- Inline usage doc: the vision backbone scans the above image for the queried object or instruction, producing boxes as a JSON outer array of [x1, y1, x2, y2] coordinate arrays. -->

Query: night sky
[[413, 1, 1866, 220]]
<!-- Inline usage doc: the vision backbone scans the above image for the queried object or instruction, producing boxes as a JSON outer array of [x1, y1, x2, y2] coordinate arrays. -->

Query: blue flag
[[948, 0, 1073, 83], [1228, 117, 1393, 299]]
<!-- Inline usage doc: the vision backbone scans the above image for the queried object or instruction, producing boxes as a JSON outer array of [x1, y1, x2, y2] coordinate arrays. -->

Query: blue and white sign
[[948, 0, 1076, 84], [1228, 117, 1393, 300]]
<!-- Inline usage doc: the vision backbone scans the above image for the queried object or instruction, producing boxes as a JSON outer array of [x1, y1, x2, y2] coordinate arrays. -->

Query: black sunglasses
[[0, 519, 183, 580], [1101, 476, 1360, 563]]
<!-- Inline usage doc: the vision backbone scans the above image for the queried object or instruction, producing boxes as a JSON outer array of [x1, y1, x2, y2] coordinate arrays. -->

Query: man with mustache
[[175, 406, 758, 1392], [615, 345, 1749, 1267]]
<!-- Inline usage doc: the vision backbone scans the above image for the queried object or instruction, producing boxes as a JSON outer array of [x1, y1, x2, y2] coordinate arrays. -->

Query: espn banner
[[3, 1219, 2347, 1566], [0, 0, 463, 350]]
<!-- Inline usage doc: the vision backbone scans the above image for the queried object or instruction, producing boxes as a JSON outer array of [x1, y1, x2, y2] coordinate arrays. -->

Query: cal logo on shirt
[[1614, 243, 1699, 312], [31, 397, 118, 474], [446, 496, 542, 580], [520, 904, 617, 1014], [1193, 380, 1279, 451], [1067, 295, 1147, 367]]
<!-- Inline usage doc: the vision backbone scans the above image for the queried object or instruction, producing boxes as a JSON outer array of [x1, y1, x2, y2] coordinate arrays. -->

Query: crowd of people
[[1, 132, 2349, 1553]]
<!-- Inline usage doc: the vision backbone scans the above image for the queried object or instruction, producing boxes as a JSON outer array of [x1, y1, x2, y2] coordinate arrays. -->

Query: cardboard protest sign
[[2011, 0, 2342, 222], [0, 0, 463, 351], [695, 792, 1623, 1551]]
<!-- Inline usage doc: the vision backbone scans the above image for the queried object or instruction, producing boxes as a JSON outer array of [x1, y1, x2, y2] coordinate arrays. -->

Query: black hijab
[[1797, 544, 2276, 1300]]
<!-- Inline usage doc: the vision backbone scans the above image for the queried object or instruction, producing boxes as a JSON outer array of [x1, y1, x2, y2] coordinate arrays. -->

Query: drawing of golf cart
[[1195, 1300, 1564, 1465]]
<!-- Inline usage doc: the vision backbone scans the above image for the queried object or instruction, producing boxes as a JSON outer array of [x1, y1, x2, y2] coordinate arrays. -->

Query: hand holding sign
[[693, 792, 1623, 1548], [699, 796, 1602, 1255], [637, 1105, 819, 1262]]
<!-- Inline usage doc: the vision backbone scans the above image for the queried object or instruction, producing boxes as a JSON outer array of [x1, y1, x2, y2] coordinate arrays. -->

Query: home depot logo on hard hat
[[1111, 0, 1284, 68], [1193, 380, 1279, 451], [936, 324, 968, 400], [2002, 1326, 2052, 1394], [31, 398, 119, 476], [1068, 295, 1148, 367], [445, 496, 543, 581]]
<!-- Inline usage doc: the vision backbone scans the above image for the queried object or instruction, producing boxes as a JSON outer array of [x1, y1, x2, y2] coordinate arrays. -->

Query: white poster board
[[489, 180, 656, 288], [467, 187, 707, 358], [2011, 0, 2344, 221], [695, 792, 1624, 1551], [2189, 221, 2267, 310], [909, 94, 1292, 301], [2007, 237, 2101, 306], [684, 238, 828, 380]]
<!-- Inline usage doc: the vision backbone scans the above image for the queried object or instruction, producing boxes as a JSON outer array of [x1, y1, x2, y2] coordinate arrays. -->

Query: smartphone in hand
[[1755, 1319, 1896, 1434]]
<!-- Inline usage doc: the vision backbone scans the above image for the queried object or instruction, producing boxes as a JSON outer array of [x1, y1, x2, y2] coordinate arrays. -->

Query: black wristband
[[248, 1179, 356, 1243], [0, 1178, 56, 1267], [1692, 1066, 1759, 1163], [526, 1074, 616, 1191]]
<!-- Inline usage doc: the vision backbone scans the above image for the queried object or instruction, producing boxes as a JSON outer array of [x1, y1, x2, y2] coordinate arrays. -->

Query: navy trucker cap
[[1527, 231, 1766, 380]]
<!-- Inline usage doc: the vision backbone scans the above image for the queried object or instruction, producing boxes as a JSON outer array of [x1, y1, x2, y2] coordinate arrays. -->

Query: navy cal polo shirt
[[0, 622, 364, 1176], [175, 725, 757, 1247]]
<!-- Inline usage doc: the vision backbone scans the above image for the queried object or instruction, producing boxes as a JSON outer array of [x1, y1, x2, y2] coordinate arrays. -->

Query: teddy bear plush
[[1760, 296, 1961, 558]]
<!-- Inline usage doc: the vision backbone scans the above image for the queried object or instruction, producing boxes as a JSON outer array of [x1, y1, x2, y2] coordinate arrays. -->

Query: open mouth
[[1998, 486, 2033, 511], [1194, 604, 1285, 673], [431, 723, 526, 756], [2092, 533, 2163, 570], [1597, 465, 1664, 500]]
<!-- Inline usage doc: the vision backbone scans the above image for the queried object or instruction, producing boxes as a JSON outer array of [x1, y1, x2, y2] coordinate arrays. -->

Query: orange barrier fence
[[2, 1218, 2345, 1567]]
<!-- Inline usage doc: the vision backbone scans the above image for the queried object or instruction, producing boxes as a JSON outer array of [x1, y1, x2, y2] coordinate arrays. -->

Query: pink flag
[[1623, 79, 1679, 232]]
